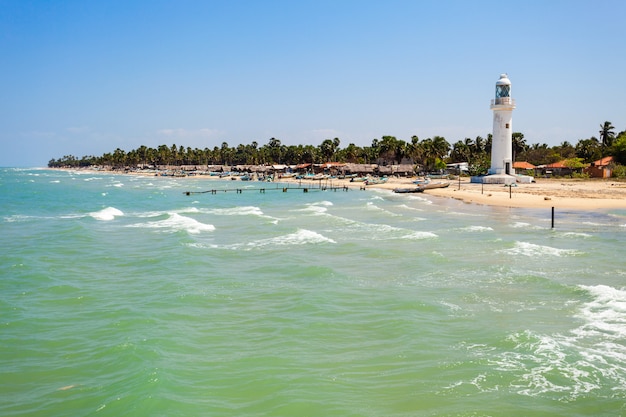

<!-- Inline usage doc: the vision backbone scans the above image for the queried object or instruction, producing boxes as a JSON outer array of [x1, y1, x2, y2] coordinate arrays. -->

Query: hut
[[539, 160, 581, 177], [341, 163, 377, 176], [584, 156, 614, 178], [513, 161, 536, 175]]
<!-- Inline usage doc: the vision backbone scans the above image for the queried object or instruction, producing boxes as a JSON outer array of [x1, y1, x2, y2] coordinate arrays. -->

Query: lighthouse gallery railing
[[491, 97, 516, 106]]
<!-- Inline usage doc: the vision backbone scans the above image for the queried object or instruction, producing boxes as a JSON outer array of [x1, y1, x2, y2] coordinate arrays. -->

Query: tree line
[[49, 121, 626, 175]]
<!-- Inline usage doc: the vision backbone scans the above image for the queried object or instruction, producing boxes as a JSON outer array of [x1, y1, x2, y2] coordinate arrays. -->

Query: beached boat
[[393, 187, 424, 193], [365, 177, 388, 185], [393, 182, 450, 194], [413, 177, 431, 185], [419, 182, 450, 190]]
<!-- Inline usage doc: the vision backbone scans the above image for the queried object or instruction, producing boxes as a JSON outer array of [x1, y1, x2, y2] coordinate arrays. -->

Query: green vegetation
[[49, 121, 626, 176]]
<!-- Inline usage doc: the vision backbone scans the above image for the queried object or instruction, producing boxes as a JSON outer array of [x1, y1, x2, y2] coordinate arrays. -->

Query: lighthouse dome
[[496, 74, 511, 86], [495, 73, 511, 99]]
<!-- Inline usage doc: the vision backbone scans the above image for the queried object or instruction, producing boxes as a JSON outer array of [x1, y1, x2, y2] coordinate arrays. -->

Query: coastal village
[[52, 74, 626, 210]]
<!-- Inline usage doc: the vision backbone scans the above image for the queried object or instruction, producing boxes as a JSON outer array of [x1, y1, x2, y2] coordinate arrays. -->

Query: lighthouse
[[485, 73, 516, 184]]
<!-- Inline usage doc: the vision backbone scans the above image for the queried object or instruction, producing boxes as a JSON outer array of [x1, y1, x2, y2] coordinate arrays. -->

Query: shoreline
[[287, 176, 626, 210], [52, 167, 626, 210]]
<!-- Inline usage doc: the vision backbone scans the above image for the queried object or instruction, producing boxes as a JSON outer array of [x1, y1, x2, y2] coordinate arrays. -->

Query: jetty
[[183, 185, 351, 196]]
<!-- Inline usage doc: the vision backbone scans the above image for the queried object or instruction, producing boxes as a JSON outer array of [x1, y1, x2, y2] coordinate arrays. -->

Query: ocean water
[[1, 167, 626, 417]]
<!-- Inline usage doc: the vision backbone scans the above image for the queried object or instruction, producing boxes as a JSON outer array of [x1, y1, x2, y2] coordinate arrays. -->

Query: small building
[[540, 160, 577, 177], [584, 156, 614, 178], [377, 164, 416, 177], [447, 162, 468, 174], [341, 163, 377, 176], [513, 161, 536, 174]]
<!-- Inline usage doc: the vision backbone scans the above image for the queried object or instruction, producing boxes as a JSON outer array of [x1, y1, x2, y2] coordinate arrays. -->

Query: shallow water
[[2, 168, 626, 416]]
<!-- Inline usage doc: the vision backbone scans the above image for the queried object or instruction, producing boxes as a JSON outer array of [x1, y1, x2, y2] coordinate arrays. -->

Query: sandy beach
[[282, 176, 626, 210], [63, 168, 626, 210]]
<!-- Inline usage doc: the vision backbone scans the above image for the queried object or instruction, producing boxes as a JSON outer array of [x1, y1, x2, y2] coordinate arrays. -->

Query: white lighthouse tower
[[485, 73, 516, 184]]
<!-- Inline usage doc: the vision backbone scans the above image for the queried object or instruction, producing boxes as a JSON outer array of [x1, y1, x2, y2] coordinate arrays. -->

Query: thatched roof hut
[[377, 164, 415, 176], [341, 163, 377, 175]]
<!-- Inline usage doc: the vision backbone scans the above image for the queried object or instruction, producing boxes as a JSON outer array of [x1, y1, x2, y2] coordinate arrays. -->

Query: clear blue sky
[[1, 0, 624, 167]]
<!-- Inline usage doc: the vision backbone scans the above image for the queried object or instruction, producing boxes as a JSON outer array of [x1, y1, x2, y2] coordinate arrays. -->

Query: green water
[[1, 168, 626, 416]]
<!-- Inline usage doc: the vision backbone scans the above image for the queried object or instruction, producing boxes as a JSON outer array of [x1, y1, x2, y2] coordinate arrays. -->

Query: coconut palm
[[512, 132, 527, 161], [599, 121, 616, 149]]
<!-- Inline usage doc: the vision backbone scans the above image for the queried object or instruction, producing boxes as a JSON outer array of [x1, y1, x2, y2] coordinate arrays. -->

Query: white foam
[[560, 232, 592, 239], [462, 225, 494, 232], [203, 229, 336, 251], [461, 286, 626, 399], [128, 213, 215, 234], [397, 203, 425, 212], [401, 231, 439, 240], [577, 285, 626, 339], [498, 241, 581, 257], [250, 229, 335, 248], [297, 205, 328, 215], [510, 220, 546, 230], [179, 207, 201, 214], [206, 206, 264, 217], [90, 207, 124, 221], [4, 215, 33, 223], [366, 202, 402, 217]]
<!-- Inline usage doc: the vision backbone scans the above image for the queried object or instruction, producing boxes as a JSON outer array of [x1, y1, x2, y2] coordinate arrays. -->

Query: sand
[[61, 167, 626, 210], [283, 176, 626, 210]]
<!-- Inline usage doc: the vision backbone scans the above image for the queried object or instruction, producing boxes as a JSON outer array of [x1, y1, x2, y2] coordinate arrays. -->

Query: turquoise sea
[[2, 167, 626, 416]]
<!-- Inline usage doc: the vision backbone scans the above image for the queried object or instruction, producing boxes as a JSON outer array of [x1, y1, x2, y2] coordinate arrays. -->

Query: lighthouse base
[[479, 174, 517, 185]]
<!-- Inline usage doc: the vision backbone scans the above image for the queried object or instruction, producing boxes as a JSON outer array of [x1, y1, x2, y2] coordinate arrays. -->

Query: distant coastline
[[50, 165, 626, 211]]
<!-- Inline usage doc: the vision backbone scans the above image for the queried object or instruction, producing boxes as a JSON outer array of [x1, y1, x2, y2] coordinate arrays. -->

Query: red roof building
[[584, 156, 614, 178], [513, 161, 536, 170]]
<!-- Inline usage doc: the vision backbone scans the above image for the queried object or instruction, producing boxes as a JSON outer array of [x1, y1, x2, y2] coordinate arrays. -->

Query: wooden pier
[[183, 185, 352, 196]]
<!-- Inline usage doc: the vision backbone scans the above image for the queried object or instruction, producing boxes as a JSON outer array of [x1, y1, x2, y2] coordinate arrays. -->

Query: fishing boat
[[392, 187, 424, 193], [412, 177, 431, 185], [419, 182, 450, 190], [364, 177, 388, 185], [393, 182, 450, 194]]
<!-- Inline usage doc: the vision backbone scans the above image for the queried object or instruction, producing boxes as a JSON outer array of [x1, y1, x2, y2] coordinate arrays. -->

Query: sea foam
[[128, 213, 215, 234], [90, 207, 124, 221], [202, 229, 336, 251], [498, 241, 581, 257], [577, 284, 626, 339]]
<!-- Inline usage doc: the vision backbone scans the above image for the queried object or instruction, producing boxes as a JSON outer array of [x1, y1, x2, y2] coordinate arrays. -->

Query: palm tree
[[450, 139, 471, 162], [511, 132, 527, 161], [378, 136, 403, 165], [599, 121, 616, 150], [431, 136, 450, 159], [267, 137, 282, 163], [319, 139, 337, 162], [575, 137, 602, 162]]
